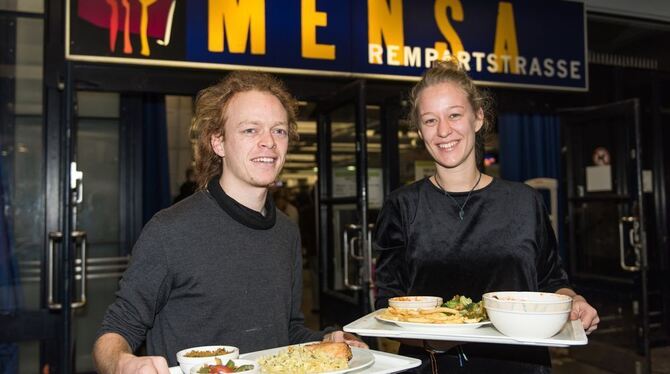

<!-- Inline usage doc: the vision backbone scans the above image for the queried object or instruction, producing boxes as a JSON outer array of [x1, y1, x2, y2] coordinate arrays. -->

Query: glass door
[[3, 84, 136, 374], [561, 99, 651, 373], [70, 91, 134, 372], [0, 9, 59, 374], [316, 81, 372, 330]]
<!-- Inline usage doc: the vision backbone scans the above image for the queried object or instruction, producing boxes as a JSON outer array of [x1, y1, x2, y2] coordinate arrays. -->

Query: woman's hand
[[323, 331, 369, 349], [570, 295, 599, 334]]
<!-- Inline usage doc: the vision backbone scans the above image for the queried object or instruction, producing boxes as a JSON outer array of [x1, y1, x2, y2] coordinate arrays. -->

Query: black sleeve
[[533, 191, 570, 292], [96, 216, 171, 351], [373, 196, 409, 310]]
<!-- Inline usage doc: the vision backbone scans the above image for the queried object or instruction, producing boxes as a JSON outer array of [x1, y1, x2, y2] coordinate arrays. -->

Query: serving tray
[[169, 345, 421, 374], [343, 309, 587, 348]]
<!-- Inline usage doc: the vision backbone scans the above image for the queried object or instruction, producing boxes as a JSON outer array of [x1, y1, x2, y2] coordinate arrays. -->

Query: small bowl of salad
[[190, 358, 259, 374]]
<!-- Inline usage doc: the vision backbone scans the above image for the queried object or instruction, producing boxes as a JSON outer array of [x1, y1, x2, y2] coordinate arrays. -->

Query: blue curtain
[[142, 94, 171, 225], [498, 113, 565, 260], [0, 162, 20, 374], [498, 113, 560, 181]]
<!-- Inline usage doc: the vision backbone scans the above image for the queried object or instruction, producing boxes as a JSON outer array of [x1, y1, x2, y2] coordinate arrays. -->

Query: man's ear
[[417, 129, 423, 140], [211, 134, 225, 157]]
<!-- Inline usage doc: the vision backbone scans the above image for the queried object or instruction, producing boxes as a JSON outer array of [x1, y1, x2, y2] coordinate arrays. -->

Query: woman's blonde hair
[[409, 58, 494, 165], [191, 71, 300, 189]]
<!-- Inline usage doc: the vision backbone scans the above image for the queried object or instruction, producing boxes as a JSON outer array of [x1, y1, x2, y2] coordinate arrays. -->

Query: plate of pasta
[[241, 343, 374, 374]]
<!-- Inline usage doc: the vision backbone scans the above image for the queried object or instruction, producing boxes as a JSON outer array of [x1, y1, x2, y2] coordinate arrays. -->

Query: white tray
[[169, 345, 421, 374], [343, 309, 587, 348]]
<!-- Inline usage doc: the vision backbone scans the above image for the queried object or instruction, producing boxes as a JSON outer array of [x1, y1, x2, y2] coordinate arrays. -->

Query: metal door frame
[[560, 99, 651, 373], [316, 80, 373, 324]]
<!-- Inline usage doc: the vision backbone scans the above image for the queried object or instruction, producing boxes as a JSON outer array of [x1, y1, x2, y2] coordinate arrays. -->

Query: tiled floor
[[550, 347, 614, 374], [301, 271, 670, 373], [552, 346, 670, 374]]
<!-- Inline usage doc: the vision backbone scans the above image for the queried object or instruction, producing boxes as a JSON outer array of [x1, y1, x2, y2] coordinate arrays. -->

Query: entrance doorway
[[560, 99, 664, 374], [3, 71, 417, 372], [313, 81, 428, 335]]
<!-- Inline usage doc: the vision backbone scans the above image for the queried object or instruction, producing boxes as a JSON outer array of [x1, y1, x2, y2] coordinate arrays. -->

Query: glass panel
[[365, 106, 383, 212], [573, 201, 627, 276], [289, 104, 319, 315], [166, 95, 195, 204], [0, 0, 43, 13], [330, 205, 359, 294], [326, 104, 357, 295], [0, 14, 45, 374], [14, 115, 43, 374], [330, 105, 356, 199], [77, 92, 119, 118], [76, 117, 120, 252], [73, 92, 122, 372]]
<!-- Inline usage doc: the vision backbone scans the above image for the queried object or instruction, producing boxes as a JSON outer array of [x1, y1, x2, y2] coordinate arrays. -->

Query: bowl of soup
[[482, 291, 572, 313], [482, 291, 573, 339]]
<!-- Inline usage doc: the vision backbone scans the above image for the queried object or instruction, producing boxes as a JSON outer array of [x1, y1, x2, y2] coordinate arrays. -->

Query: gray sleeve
[[96, 215, 171, 352], [287, 233, 330, 343]]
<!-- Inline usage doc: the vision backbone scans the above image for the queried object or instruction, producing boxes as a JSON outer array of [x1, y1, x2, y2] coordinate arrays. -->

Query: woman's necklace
[[434, 171, 482, 221]]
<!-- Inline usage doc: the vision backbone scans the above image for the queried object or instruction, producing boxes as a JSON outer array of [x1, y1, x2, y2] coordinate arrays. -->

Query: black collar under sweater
[[206, 177, 276, 230]]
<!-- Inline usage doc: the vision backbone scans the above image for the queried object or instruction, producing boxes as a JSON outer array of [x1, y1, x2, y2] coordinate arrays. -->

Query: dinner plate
[[376, 313, 491, 330], [241, 345, 375, 374]]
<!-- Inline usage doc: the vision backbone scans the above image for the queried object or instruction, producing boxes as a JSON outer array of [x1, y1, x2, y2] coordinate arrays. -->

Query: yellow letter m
[[208, 0, 266, 54]]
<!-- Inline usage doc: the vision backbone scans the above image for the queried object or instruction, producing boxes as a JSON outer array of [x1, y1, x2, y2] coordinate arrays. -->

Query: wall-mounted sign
[[67, 0, 587, 91], [592, 146, 611, 166]]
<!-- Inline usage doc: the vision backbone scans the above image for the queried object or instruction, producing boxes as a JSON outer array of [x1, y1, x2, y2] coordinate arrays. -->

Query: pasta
[[258, 345, 348, 373]]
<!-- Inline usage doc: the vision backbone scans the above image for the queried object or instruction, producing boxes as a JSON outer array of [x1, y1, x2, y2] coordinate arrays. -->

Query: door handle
[[618, 216, 640, 272], [71, 162, 83, 204], [349, 236, 364, 260], [47, 231, 63, 310], [47, 231, 88, 310], [342, 225, 362, 290]]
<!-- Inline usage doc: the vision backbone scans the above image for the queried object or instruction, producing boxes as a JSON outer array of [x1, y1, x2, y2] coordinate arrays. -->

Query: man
[[93, 71, 364, 373]]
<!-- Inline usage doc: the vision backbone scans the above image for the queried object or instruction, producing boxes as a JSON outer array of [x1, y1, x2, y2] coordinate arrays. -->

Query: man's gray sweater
[[97, 186, 325, 366]]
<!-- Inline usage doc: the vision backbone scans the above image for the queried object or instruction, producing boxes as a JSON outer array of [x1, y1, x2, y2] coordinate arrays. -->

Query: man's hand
[[323, 331, 369, 349], [93, 333, 171, 374], [116, 352, 170, 374], [570, 295, 599, 335]]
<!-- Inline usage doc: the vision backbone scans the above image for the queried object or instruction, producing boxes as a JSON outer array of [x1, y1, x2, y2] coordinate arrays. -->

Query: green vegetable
[[234, 365, 255, 372], [441, 295, 488, 320]]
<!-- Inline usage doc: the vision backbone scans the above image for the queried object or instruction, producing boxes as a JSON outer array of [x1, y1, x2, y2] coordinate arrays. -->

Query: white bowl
[[189, 359, 259, 374], [176, 345, 239, 374], [482, 291, 572, 313], [486, 306, 570, 339], [388, 296, 443, 310]]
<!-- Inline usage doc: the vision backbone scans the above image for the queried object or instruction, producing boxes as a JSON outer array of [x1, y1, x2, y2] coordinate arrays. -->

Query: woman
[[373, 59, 599, 373]]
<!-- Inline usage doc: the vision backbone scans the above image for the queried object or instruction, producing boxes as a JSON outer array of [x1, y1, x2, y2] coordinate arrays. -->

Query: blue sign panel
[[68, 0, 587, 91]]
